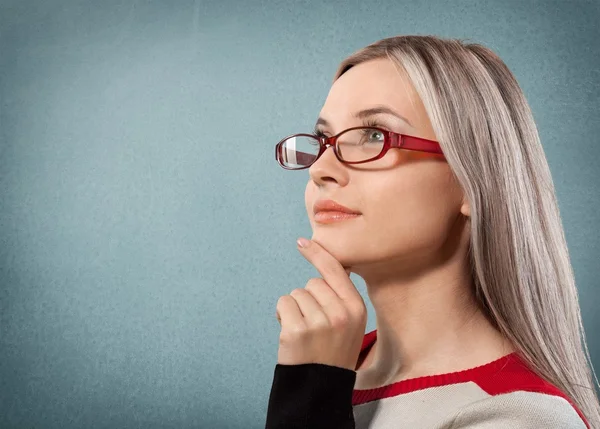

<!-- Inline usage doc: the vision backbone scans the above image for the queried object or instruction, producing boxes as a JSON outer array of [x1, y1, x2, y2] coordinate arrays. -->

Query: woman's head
[[306, 58, 470, 282], [303, 35, 599, 424]]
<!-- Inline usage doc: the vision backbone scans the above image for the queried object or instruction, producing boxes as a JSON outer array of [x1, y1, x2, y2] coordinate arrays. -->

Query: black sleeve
[[264, 363, 357, 429]]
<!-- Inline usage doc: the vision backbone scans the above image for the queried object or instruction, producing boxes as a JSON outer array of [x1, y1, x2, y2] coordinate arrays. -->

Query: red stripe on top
[[352, 329, 589, 428]]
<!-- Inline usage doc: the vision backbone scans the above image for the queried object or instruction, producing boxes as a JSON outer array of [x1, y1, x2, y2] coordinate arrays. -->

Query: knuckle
[[304, 278, 323, 289], [349, 299, 366, 314], [308, 314, 331, 330], [279, 330, 294, 344], [323, 265, 341, 279], [276, 295, 289, 308], [329, 309, 350, 328], [289, 288, 305, 297], [350, 302, 368, 321], [304, 279, 323, 293], [280, 324, 307, 343]]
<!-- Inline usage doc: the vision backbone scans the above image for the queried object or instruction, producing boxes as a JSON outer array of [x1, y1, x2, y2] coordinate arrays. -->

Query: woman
[[265, 35, 599, 428]]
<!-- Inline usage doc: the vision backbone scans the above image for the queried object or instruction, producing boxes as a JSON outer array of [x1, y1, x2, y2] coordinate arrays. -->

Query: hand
[[275, 237, 368, 371]]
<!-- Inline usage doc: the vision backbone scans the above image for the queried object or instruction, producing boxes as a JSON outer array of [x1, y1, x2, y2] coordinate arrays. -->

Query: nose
[[312, 137, 337, 164], [311, 141, 338, 167], [308, 141, 348, 186]]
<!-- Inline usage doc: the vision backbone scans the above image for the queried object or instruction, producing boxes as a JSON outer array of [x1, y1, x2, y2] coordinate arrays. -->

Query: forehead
[[319, 58, 421, 126]]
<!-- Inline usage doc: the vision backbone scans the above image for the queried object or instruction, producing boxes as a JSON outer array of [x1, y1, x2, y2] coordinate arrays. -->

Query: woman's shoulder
[[448, 389, 588, 428], [452, 351, 589, 428]]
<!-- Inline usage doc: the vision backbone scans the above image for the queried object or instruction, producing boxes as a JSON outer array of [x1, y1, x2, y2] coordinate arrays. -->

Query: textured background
[[1, 0, 599, 428]]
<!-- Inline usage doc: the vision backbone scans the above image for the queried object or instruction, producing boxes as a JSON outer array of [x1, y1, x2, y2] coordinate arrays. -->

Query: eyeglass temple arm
[[393, 134, 444, 155]]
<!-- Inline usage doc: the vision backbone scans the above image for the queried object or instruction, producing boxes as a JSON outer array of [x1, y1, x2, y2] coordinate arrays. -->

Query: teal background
[[1, 1, 598, 427]]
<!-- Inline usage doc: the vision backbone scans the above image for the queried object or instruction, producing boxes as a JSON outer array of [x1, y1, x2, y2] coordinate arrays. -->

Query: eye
[[369, 130, 384, 141], [360, 128, 385, 143]]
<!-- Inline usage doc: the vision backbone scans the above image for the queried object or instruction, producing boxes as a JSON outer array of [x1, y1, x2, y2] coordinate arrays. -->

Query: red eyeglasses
[[275, 126, 445, 170]]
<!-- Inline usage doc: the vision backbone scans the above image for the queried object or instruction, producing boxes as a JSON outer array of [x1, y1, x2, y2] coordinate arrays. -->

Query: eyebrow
[[314, 106, 414, 129]]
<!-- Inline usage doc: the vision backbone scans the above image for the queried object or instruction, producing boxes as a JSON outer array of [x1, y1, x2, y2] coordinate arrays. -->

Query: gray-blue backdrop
[[1, 1, 598, 428]]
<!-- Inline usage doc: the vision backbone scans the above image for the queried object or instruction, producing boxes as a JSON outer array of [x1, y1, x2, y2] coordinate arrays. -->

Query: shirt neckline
[[353, 329, 519, 400]]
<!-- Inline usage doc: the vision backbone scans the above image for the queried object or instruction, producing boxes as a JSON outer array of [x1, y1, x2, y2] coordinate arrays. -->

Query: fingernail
[[297, 237, 310, 248]]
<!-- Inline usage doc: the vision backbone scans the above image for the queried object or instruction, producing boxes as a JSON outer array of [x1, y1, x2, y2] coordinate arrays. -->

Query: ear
[[460, 197, 470, 217]]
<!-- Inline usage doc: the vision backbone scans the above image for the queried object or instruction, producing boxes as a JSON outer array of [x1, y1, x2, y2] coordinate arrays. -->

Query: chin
[[310, 233, 358, 265]]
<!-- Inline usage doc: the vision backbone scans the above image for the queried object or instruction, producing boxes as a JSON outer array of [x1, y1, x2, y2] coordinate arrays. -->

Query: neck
[[352, 241, 513, 386]]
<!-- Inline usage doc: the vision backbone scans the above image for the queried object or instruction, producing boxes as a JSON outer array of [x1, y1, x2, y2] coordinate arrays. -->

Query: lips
[[313, 199, 361, 215], [314, 211, 361, 224]]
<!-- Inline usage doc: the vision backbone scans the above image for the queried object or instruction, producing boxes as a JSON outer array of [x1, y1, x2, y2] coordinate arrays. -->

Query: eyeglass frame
[[275, 126, 445, 170]]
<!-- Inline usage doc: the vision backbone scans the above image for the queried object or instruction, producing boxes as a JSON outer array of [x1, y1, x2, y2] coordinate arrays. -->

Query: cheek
[[361, 173, 460, 255]]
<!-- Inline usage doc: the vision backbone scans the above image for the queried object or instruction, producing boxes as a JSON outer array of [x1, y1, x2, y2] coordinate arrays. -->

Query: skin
[[276, 57, 514, 390]]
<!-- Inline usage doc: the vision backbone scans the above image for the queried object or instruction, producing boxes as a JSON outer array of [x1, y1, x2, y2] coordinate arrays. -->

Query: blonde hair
[[334, 35, 600, 426]]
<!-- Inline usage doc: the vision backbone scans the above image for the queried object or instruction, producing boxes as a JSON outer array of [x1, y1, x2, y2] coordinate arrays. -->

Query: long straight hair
[[334, 35, 600, 426]]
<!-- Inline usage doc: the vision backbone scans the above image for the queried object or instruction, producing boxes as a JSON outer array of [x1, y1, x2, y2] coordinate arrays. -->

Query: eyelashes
[[313, 128, 327, 138]]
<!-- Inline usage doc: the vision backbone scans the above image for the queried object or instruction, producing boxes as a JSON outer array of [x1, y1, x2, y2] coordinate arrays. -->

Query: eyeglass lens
[[278, 128, 385, 169]]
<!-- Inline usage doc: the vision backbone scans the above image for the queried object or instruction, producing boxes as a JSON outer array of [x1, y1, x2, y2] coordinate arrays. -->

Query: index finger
[[296, 238, 361, 302]]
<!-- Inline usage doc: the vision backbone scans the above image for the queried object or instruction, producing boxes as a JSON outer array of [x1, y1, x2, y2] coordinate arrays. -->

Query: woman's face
[[305, 58, 467, 278]]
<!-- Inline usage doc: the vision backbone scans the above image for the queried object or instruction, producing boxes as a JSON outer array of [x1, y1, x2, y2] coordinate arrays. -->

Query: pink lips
[[313, 199, 361, 224], [314, 211, 361, 224]]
